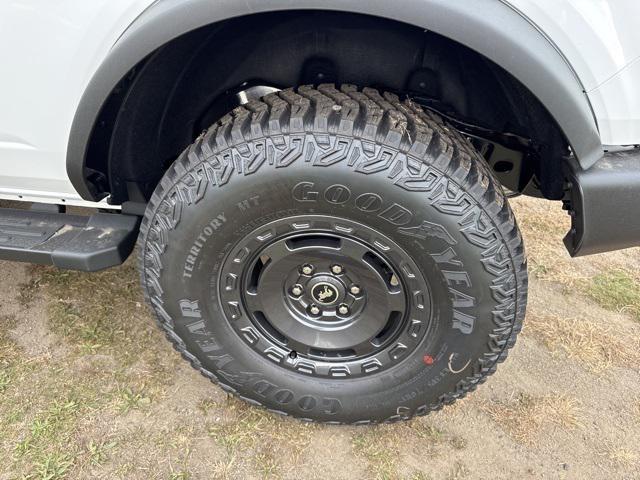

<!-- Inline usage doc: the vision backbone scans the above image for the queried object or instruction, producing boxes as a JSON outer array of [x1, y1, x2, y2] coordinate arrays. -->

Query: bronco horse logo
[[312, 283, 337, 304]]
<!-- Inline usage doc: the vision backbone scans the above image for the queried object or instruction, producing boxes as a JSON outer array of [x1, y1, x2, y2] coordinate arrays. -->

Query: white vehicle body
[[0, 0, 639, 208]]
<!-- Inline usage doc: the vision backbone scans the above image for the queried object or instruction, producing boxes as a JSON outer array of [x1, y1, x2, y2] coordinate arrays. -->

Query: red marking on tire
[[423, 355, 434, 365]]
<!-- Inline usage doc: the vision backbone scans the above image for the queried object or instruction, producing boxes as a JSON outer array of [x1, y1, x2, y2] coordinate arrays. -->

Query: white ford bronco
[[1, 0, 639, 423]]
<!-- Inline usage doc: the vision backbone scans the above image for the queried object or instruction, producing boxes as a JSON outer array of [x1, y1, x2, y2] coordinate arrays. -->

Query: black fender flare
[[67, 0, 603, 200]]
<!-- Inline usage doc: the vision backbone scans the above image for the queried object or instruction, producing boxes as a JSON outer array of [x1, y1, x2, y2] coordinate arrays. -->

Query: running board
[[0, 209, 140, 271]]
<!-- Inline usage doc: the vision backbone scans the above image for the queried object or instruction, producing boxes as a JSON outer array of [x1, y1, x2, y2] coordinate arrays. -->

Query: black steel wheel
[[220, 216, 431, 378], [139, 85, 527, 423]]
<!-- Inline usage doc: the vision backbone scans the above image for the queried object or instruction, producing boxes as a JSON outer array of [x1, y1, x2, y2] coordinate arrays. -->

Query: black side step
[[0, 209, 140, 271]]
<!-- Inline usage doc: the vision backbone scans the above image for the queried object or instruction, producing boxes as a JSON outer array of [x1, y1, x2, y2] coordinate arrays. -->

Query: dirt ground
[[1, 196, 639, 480]]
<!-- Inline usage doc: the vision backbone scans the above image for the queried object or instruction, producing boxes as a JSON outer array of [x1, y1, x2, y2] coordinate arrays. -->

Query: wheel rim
[[219, 215, 432, 378]]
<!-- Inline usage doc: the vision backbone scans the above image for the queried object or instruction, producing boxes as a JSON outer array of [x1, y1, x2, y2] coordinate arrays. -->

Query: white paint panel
[[589, 57, 640, 145], [0, 0, 154, 204], [508, 0, 640, 90], [0, 0, 639, 208], [507, 0, 640, 145]]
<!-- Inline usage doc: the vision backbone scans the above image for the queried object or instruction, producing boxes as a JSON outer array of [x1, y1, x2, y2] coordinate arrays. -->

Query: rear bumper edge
[[564, 147, 640, 256]]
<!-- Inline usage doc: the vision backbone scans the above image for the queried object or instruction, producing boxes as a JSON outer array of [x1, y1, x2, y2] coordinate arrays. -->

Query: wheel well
[[86, 10, 569, 204]]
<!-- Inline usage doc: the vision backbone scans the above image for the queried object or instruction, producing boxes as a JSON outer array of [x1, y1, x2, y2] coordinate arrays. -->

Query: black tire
[[139, 85, 527, 424]]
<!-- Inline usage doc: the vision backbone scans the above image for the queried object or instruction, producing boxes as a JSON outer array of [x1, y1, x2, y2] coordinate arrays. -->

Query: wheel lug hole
[[309, 304, 321, 316], [349, 284, 362, 296], [300, 264, 314, 275], [337, 304, 350, 316], [331, 264, 344, 275], [291, 284, 304, 297]]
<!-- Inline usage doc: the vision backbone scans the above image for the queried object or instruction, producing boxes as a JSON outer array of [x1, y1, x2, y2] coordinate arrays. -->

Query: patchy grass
[[481, 393, 582, 444], [197, 398, 219, 415], [255, 452, 280, 479], [351, 419, 466, 479], [11, 396, 84, 478], [409, 473, 433, 480], [0, 367, 11, 393], [38, 263, 145, 356], [0, 314, 18, 363], [524, 313, 640, 373], [510, 197, 574, 283], [0, 262, 181, 479], [117, 386, 152, 414], [352, 428, 399, 479], [5, 369, 120, 479], [208, 396, 316, 476], [601, 443, 639, 468], [169, 471, 190, 480], [586, 269, 640, 320], [446, 462, 469, 480], [0, 332, 19, 409], [28, 452, 75, 480], [17, 276, 42, 307], [86, 440, 117, 466]]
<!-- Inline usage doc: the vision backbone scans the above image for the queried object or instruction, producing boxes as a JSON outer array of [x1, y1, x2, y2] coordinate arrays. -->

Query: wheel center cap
[[311, 282, 339, 305]]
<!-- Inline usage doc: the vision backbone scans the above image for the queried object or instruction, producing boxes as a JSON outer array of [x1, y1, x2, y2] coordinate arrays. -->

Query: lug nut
[[331, 264, 344, 275], [291, 284, 304, 297], [338, 304, 350, 316], [309, 304, 321, 316], [349, 285, 361, 296], [301, 264, 314, 275]]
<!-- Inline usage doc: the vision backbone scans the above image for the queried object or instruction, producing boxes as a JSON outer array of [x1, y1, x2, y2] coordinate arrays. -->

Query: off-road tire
[[138, 84, 527, 423]]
